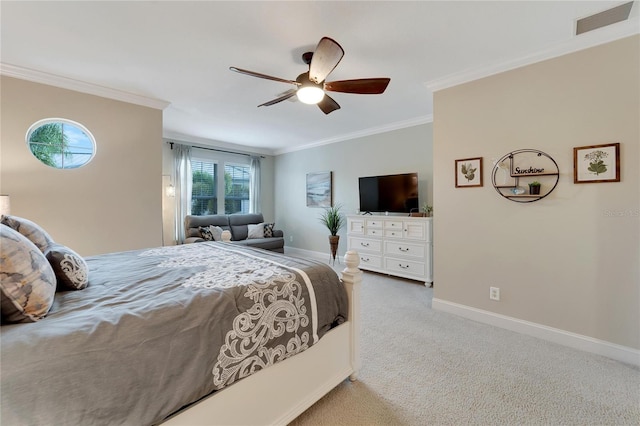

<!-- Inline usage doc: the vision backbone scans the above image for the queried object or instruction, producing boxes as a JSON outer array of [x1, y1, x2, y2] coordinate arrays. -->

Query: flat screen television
[[358, 173, 419, 214]]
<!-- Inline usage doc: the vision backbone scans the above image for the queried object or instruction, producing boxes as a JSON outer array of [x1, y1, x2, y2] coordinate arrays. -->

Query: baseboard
[[432, 298, 640, 367]]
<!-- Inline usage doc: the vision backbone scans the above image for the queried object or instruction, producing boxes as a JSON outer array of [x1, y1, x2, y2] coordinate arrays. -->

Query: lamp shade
[[0, 195, 10, 216]]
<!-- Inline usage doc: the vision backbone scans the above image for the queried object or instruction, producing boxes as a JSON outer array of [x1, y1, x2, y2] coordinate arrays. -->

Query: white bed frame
[[163, 250, 362, 426]]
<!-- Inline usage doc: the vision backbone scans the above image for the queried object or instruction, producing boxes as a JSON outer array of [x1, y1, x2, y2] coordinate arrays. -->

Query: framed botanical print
[[573, 143, 620, 183], [455, 157, 483, 188]]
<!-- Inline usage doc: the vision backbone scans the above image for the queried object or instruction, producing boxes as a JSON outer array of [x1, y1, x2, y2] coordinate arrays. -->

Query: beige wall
[[433, 36, 639, 349], [1, 76, 163, 256], [275, 123, 433, 256]]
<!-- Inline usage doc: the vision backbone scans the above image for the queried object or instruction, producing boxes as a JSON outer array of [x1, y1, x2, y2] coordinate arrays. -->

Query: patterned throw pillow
[[0, 225, 56, 323], [264, 223, 275, 238], [1, 215, 55, 253], [199, 226, 215, 241], [45, 243, 89, 290]]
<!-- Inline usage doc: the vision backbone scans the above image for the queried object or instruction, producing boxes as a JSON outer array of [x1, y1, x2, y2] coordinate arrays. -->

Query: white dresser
[[347, 215, 433, 286]]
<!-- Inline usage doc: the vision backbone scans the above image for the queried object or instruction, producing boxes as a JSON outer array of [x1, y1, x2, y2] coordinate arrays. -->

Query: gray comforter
[[1, 243, 348, 425]]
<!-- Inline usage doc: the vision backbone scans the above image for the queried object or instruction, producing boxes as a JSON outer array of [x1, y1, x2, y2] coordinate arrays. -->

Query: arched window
[[26, 118, 96, 169]]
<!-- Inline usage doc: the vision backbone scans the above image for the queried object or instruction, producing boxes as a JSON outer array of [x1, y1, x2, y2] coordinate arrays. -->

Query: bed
[[0, 218, 362, 426]]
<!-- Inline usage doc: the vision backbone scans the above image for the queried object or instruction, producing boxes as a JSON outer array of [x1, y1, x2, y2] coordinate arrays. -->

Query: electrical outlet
[[489, 287, 500, 301], [289, 235, 293, 242]]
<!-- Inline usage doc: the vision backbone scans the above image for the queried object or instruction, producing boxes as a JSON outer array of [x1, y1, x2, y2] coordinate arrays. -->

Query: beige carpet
[[289, 269, 640, 426]]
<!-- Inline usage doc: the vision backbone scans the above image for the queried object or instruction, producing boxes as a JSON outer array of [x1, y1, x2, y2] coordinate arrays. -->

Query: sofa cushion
[[231, 237, 284, 253], [185, 215, 230, 239], [228, 213, 264, 241]]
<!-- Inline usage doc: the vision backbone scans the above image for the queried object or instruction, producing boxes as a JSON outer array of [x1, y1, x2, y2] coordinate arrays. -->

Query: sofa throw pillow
[[247, 223, 265, 239], [1, 215, 55, 253], [208, 226, 223, 241], [0, 225, 56, 323], [199, 225, 224, 242], [199, 226, 215, 241], [45, 243, 89, 290], [264, 223, 275, 238]]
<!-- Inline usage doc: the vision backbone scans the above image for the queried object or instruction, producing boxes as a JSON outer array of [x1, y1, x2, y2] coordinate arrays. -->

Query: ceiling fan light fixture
[[297, 85, 325, 105]]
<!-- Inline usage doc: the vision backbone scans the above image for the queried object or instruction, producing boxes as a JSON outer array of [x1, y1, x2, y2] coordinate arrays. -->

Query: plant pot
[[329, 235, 340, 264], [529, 185, 541, 195]]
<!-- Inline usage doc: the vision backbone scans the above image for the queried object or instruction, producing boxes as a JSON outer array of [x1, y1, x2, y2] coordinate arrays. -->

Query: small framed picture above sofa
[[307, 171, 332, 208]]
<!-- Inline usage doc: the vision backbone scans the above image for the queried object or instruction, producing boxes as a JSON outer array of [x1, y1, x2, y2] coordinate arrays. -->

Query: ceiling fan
[[230, 37, 390, 115]]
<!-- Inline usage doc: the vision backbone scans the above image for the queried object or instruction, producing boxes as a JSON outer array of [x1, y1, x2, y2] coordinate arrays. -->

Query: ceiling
[[1, 1, 638, 155]]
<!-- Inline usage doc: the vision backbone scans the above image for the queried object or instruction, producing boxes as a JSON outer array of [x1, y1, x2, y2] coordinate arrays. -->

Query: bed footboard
[[163, 251, 362, 425]]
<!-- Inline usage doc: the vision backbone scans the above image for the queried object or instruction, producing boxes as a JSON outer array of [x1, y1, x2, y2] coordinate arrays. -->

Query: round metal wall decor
[[491, 149, 559, 203]]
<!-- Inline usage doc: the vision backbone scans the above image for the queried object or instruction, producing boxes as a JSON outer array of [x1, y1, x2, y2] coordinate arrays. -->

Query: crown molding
[[274, 114, 433, 156], [0, 63, 170, 110], [425, 18, 640, 93], [163, 131, 275, 157]]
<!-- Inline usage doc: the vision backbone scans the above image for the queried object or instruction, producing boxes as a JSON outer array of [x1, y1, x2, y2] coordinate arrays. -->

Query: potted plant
[[528, 181, 541, 195], [319, 204, 345, 264], [422, 202, 433, 217]]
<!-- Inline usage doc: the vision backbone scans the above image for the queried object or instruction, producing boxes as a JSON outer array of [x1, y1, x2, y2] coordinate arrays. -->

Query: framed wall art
[[573, 142, 620, 184], [306, 171, 332, 207], [455, 157, 483, 188]]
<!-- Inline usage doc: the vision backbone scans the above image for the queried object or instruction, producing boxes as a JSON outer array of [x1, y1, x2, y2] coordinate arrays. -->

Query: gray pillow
[[1, 215, 55, 253], [45, 243, 89, 290], [0, 225, 56, 323], [247, 223, 265, 239]]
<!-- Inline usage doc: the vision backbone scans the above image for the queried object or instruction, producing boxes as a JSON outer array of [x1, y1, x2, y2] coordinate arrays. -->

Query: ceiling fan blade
[[325, 78, 391, 94], [317, 94, 341, 115], [230, 67, 299, 86], [309, 37, 344, 84], [257, 91, 297, 107]]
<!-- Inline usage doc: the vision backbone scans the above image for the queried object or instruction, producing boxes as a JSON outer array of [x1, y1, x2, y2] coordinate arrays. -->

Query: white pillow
[[247, 223, 265, 239], [209, 225, 224, 241]]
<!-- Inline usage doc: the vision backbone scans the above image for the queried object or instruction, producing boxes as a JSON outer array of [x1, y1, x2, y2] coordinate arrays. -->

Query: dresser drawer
[[384, 257, 426, 278], [366, 228, 383, 237], [384, 228, 403, 238], [348, 237, 382, 254], [383, 220, 403, 230], [365, 219, 383, 228], [384, 241, 426, 259], [356, 253, 382, 269]]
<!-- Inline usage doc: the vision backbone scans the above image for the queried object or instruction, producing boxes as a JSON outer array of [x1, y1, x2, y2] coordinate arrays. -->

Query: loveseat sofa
[[184, 213, 284, 253]]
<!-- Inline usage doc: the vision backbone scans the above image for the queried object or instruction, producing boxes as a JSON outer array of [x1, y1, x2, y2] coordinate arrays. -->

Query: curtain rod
[[168, 141, 265, 158]]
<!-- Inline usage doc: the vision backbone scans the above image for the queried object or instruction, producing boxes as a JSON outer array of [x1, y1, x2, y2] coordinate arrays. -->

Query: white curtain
[[173, 143, 192, 243], [249, 156, 261, 213]]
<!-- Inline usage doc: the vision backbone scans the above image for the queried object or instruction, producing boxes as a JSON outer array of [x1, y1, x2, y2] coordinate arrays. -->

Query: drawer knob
[[399, 247, 409, 252], [399, 264, 409, 269], [360, 242, 369, 247]]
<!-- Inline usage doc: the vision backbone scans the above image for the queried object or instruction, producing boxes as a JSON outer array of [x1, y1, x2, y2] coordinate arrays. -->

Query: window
[[192, 160, 217, 215], [224, 164, 250, 214], [26, 118, 95, 169], [191, 155, 252, 216]]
